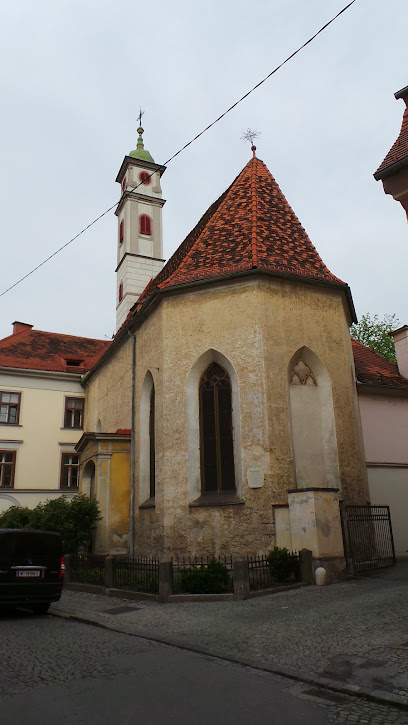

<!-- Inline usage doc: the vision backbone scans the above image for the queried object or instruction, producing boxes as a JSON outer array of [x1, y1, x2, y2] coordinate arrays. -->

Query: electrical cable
[[0, 0, 357, 299]]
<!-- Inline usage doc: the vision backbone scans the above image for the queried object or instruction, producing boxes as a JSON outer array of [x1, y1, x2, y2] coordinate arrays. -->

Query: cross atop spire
[[241, 128, 261, 157], [138, 107, 144, 128]]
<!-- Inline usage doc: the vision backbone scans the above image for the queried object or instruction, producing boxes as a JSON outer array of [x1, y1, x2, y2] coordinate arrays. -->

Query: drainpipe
[[129, 331, 136, 555]]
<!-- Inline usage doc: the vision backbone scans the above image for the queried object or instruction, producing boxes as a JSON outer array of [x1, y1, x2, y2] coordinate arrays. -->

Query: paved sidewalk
[[51, 562, 408, 710]]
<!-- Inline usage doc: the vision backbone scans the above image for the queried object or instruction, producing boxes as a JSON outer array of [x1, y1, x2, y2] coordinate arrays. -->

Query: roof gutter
[[374, 154, 408, 181], [356, 381, 408, 397]]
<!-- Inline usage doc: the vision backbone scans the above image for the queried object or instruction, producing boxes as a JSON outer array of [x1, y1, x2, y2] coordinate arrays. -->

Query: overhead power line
[[0, 0, 357, 299]]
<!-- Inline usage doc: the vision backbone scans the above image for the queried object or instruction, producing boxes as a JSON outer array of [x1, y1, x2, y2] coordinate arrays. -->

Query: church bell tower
[[115, 122, 166, 330]]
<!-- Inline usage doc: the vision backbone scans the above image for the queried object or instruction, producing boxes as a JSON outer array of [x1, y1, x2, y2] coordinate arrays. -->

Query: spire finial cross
[[138, 107, 144, 128], [241, 128, 261, 146], [241, 128, 261, 157]]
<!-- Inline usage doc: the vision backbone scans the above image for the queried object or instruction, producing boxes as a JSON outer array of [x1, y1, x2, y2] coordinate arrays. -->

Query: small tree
[[350, 313, 399, 363], [0, 494, 101, 555]]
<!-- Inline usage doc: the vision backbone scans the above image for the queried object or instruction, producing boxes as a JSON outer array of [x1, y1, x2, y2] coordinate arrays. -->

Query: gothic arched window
[[118, 282, 123, 303], [149, 385, 155, 498], [139, 214, 152, 235], [199, 362, 235, 494], [119, 219, 124, 243]]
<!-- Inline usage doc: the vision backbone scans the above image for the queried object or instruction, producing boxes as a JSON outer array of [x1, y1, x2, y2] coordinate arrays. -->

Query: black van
[[0, 529, 64, 614]]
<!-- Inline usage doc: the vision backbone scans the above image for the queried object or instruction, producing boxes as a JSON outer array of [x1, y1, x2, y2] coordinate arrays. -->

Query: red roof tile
[[374, 104, 408, 179], [351, 338, 408, 390], [0, 328, 110, 373], [138, 156, 346, 304]]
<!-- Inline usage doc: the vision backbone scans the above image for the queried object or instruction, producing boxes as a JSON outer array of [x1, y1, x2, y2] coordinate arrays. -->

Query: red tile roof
[[138, 156, 346, 304], [374, 105, 408, 179], [351, 338, 408, 390], [0, 328, 110, 373]]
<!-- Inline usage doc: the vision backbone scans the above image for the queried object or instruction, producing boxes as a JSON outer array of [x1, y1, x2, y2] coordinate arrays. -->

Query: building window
[[199, 362, 235, 494], [139, 171, 151, 185], [149, 385, 155, 498], [119, 282, 123, 303], [121, 176, 126, 194], [119, 219, 124, 243], [64, 397, 84, 428], [139, 214, 152, 235], [0, 392, 21, 425], [0, 451, 16, 487], [61, 453, 79, 489]]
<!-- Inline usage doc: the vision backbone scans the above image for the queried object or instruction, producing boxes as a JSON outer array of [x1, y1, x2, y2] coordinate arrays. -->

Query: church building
[[76, 127, 370, 577]]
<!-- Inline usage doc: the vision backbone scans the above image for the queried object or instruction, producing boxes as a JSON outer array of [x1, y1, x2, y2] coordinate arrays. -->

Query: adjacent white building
[[0, 321, 109, 512]]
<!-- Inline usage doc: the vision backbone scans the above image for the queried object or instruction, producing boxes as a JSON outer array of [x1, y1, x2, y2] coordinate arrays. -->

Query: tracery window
[[290, 360, 317, 386], [199, 363, 235, 494]]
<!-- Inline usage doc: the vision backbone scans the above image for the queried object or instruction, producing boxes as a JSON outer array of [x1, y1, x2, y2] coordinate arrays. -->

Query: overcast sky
[[1, 0, 407, 342]]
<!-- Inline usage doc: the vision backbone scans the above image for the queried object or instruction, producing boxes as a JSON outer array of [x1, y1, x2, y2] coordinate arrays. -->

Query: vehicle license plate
[[16, 570, 41, 578]]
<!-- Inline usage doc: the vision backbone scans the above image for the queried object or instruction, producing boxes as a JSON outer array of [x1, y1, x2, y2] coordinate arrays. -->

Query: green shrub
[[267, 547, 300, 583], [0, 494, 101, 555], [0, 505, 32, 529], [175, 559, 232, 594]]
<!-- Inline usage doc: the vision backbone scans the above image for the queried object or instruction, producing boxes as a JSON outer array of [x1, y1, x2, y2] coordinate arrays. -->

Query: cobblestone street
[[44, 561, 408, 722], [1, 608, 408, 724]]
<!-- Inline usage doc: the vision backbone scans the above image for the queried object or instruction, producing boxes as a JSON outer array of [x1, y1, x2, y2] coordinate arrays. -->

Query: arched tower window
[[139, 214, 152, 236], [119, 219, 124, 243], [118, 282, 123, 303], [199, 362, 235, 494], [149, 386, 155, 498]]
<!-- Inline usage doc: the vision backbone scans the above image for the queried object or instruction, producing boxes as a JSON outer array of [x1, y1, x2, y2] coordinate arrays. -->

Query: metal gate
[[341, 505, 396, 574]]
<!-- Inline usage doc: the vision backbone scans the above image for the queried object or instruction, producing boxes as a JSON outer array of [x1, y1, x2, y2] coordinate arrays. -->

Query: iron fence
[[112, 556, 160, 594], [342, 505, 396, 573], [172, 556, 234, 594], [248, 552, 301, 591], [69, 554, 105, 586]]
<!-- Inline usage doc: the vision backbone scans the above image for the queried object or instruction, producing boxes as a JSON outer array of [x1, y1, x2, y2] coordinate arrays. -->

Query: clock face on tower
[[139, 171, 151, 185]]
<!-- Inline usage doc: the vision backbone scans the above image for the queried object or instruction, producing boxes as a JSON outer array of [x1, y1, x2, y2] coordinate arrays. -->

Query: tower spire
[[129, 110, 155, 163]]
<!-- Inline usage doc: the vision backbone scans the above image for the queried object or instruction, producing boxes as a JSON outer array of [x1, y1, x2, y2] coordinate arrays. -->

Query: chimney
[[12, 321, 33, 336], [391, 325, 408, 379]]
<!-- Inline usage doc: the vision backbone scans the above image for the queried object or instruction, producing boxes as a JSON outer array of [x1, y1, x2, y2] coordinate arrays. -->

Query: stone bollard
[[315, 566, 327, 586], [233, 560, 250, 600]]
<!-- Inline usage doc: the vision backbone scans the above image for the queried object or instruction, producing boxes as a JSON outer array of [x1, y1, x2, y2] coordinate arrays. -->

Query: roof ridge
[[159, 163, 255, 290], [250, 158, 259, 268]]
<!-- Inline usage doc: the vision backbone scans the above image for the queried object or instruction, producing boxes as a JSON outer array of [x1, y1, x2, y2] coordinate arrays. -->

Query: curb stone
[[50, 607, 408, 712]]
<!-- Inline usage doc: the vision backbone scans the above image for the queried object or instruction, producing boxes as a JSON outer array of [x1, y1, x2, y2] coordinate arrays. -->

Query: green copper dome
[[129, 126, 155, 163]]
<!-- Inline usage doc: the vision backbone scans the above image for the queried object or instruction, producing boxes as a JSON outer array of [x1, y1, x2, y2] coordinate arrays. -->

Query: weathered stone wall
[[84, 275, 369, 559]]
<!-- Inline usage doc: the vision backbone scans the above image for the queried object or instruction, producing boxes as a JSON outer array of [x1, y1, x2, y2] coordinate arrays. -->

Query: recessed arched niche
[[288, 347, 340, 490]]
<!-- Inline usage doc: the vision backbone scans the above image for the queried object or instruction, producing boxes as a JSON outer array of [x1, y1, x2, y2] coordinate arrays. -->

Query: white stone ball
[[315, 567, 327, 586]]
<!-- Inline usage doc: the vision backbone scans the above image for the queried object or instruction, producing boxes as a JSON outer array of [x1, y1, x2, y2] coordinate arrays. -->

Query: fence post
[[300, 548, 314, 584], [233, 559, 250, 600], [159, 561, 173, 603], [64, 553, 71, 583], [104, 555, 114, 589], [339, 502, 354, 575]]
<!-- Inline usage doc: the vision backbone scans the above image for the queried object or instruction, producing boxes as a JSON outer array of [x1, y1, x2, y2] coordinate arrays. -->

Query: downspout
[[129, 331, 136, 555]]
